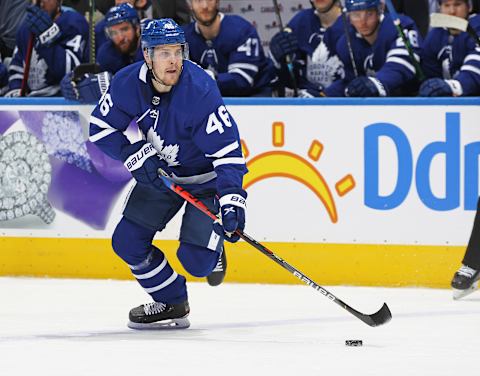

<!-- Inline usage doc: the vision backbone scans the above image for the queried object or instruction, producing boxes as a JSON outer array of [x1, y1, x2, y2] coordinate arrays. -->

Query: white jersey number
[[206, 105, 232, 135], [238, 38, 260, 57], [99, 93, 113, 116]]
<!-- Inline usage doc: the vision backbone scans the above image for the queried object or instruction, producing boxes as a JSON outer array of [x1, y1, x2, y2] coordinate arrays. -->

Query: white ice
[[1, 277, 479, 376]]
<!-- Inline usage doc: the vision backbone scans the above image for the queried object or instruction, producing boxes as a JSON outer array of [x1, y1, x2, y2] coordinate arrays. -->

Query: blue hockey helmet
[[345, 0, 381, 12], [105, 3, 139, 28], [141, 18, 186, 49], [141, 18, 189, 61]]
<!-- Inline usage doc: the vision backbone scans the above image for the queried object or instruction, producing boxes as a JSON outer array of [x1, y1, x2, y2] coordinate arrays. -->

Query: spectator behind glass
[[5, 0, 89, 97], [183, 0, 277, 97], [419, 0, 480, 96], [269, 0, 345, 98], [324, 0, 423, 97]]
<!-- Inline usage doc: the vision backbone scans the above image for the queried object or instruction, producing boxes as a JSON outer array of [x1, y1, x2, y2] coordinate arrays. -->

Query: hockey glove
[[345, 77, 388, 97], [418, 78, 463, 97], [25, 4, 62, 46], [269, 30, 298, 63], [120, 141, 170, 190], [61, 70, 112, 103], [213, 189, 247, 243]]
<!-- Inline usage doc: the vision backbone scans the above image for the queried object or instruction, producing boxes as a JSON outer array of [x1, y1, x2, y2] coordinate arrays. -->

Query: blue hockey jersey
[[8, 7, 89, 96], [183, 14, 276, 97], [89, 60, 247, 195], [278, 8, 345, 94], [421, 14, 480, 96], [97, 41, 144, 74], [325, 13, 422, 97]]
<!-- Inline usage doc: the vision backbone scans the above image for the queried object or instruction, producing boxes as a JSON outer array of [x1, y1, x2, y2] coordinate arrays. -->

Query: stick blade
[[430, 13, 468, 32], [357, 303, 392, 327], [349, 303, 392, 327]]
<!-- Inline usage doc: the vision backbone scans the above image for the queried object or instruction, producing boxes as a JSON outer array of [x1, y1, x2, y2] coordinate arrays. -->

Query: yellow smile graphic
[[242, 122, 355, 223]]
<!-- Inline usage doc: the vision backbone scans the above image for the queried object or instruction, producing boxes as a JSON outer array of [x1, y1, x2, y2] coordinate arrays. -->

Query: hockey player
[[4, 0, 89, 97], [97, 2, 143, 74], [324, 0, 423, 97], [61, 3, 143, 102], [451, 197, 480, 299], [183, 0, 277, 96], [419, 0, 480, 97], [269, 0, 345, 97], [89, 19, 247, 328]]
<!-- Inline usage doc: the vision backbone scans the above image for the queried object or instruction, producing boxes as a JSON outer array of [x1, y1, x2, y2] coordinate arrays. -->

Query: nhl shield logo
[[152, 96, 160, 106]]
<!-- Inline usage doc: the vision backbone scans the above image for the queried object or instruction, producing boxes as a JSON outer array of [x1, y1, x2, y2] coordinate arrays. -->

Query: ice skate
[[128, 300, 190, 329], [451, 265, 480, 300], [207, 247, 227, 286]]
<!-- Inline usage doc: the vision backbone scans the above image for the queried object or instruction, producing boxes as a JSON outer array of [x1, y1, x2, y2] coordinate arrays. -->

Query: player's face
[[191, 0, 219, 26], [440, 0, 470, 19], [349, 9, 380, 38], [148, 44, 183, 86], [312, 0, 336, 13], [109, 22, 139, 55]]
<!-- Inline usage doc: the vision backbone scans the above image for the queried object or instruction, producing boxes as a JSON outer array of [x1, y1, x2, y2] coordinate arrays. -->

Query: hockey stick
[[340, 0, 358, 77], [430, 13, 480, 47], [159, 174, 392, 327], [21, 0, 40, 96], [272, 0, 299, 96], [384, 0, 425, 81], [89, 0, 96, 64], [20, 34, 34, 97]]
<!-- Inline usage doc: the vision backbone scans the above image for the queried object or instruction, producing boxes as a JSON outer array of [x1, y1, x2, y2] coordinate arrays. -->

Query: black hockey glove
[[120, 141, 170, 190], [345, 76, 388, 97], [419, 78, 462, 97], [213, 189, 247, 243], [269, 30, 298, 63], [25, 5, 62, 46]]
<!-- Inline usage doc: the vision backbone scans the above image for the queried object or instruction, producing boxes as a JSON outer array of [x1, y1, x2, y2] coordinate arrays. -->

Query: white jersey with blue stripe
[[89, 60, 247, 194], [422, 14, 480, 95], [325, 13, 422, 96]]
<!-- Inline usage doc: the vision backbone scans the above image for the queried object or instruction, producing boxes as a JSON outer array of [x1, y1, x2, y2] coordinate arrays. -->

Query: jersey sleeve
[[89, 76, 134, 161], [420, 29, 443, 79], [190, 86, 247, 195], [455, 43, 480, 95], [375, 17, 422, 93], [216, 25, 265, 96]]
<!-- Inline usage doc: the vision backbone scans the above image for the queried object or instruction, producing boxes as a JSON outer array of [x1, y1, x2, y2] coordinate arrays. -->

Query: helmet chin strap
[[147, 60, 182, 92]]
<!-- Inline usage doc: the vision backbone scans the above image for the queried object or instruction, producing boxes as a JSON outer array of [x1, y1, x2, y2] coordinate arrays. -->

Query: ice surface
[[0, 277, 479, 376]]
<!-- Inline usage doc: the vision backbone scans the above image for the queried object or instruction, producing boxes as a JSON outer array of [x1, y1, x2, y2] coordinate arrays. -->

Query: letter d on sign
[[364, 123, 413, 210]]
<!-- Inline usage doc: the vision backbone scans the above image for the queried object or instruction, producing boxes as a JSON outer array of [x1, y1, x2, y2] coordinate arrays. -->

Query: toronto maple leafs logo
[[363, 54, 376, 77], [147, 128, 180, 167], [306, 41, 344, 87], [438, 45, 453, 79]]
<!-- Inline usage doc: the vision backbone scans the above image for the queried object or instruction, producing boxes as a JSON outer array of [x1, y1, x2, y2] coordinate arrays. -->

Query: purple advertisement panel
[[0, 110, 133, 230]]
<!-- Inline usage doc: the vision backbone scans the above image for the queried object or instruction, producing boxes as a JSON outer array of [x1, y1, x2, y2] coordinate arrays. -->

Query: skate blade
[[453, 281, 479, 300], [127, 317, 190, 330]]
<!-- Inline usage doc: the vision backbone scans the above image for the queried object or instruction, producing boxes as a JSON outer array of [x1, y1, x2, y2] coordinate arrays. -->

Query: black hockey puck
[[345, 340, 363, 346]]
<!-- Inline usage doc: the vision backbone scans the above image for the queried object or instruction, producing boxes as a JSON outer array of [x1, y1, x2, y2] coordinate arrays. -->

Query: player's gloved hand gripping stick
[[158, 173, 392, 327]]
